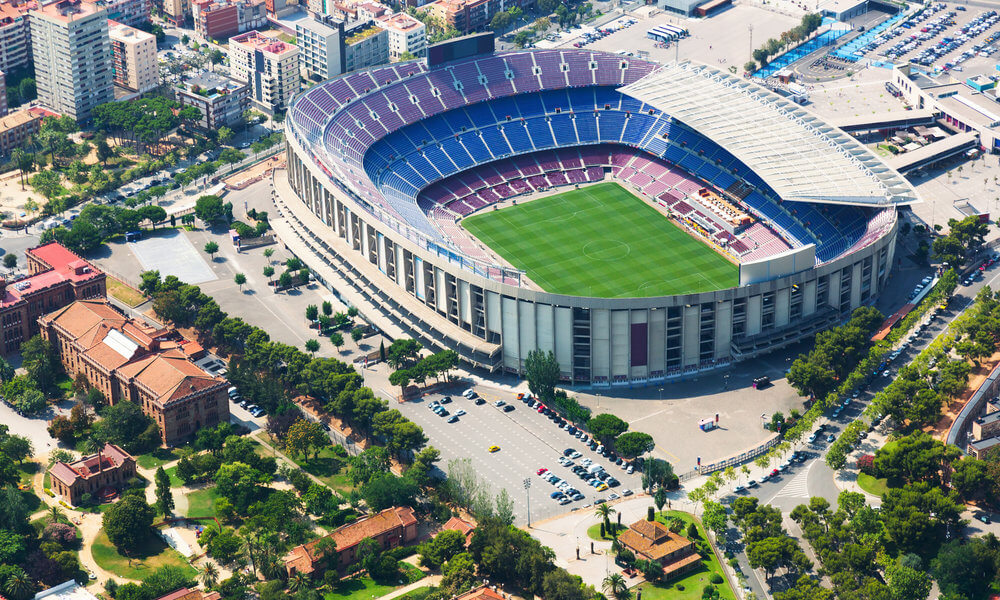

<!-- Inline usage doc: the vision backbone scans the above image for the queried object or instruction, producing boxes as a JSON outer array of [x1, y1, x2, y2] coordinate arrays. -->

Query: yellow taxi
[[488, 445, 500, 453]]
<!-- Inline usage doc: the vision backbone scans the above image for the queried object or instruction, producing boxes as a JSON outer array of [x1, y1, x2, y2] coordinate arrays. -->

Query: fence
[[678, 432, 781, 481], [753, 28, 850, 80]]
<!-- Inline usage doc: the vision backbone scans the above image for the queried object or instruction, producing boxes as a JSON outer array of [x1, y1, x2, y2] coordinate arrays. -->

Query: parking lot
[[851, 3, 1000, 71], [396, 385, 645, 525]]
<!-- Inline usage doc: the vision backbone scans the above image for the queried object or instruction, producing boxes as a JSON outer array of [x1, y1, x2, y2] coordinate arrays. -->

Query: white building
[[109, 20, 158, 92], [30, 0, 114, 121], [377, 12, 425, 60], [296, 14, 343, 81], [0, 3, 32, 74], [229, 30, 299, 114]]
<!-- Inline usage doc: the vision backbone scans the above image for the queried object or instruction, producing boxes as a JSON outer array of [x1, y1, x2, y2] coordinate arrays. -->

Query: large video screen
[[428, 32, 495, 66]]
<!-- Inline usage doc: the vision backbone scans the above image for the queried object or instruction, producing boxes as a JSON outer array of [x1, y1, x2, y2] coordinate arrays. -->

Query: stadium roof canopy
[[620, 61, 919, 207]]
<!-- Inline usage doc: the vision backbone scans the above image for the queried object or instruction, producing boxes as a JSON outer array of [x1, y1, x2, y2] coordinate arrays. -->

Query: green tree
[[525, 349, 560, 402], [204, 241, 219, 260], [154, 466, 174, 515], [602, 573, 629, 600], [304, 339, 320, 355], [587, 413, 628, 445], [218, 127, 234, 146], [234, 273, 246, 291], [21, 335, 57, 392], [885, 560, 931, 600], [330, 332, 344, 349], [195, 195, 227, 223], [103, 494, 155, 553], [613, 431, 654, 459]]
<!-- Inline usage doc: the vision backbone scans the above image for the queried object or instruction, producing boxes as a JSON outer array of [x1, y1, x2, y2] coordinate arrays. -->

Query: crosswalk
[[770, 463, 813, 501]]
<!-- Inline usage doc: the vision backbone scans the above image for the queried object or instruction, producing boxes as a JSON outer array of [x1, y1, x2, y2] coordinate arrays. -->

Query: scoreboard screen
[[427, 32, 495, 66]]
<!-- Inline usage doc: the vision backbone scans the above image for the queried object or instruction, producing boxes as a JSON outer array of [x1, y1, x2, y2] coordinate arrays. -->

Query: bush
[[285, 467, 312, 493], [687, 522, 699, 539], [676, 584, 685, 591], [43, 523, 77, 545], [387, 545, 418, 560], [710, 573, 723, 584]]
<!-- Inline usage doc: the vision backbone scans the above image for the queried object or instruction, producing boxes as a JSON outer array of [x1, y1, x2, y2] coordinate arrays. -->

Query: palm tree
[[49, 505, 61, 524], [200, 562, 219, 588], [288, 573, 311, 593], [4, 571, 34, 600], [595, 503, 615, 531], [602, 573, 630, 600]]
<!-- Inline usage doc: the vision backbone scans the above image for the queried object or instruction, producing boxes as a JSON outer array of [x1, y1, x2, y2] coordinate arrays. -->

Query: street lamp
[[658, 387, 663, 401], [523, 478, 532, 527]]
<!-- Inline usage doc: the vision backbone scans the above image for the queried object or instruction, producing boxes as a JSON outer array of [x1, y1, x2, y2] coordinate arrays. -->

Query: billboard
[[427, 32, 495, 66]]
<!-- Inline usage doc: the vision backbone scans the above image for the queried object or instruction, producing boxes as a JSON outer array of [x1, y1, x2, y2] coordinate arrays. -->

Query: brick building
[[424, 0, 531, 33], [284, 507, 418, 576], [0, 243, 105, 356], [38, 299, 229, 445], [619, 519, 701, 581], [0, 107, 42, 158], [191, 0, 265, 40], [48, 443, 136, 505], [153, 589, 221, 600]]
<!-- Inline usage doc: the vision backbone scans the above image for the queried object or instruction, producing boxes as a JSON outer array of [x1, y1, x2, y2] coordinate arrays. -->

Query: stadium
[[276, 48, 917, 385]]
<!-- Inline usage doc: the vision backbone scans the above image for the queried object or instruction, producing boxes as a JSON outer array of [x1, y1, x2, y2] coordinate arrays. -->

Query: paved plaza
[[129, 229, 217, 284]]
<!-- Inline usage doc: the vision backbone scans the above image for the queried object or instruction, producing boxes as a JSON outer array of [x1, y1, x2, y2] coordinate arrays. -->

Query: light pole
[[523, 478, 532, 527], [658, 387, 663, 401]]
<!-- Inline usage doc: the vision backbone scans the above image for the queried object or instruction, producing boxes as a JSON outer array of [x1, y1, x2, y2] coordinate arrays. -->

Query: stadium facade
[[277, 50, 914, 385]]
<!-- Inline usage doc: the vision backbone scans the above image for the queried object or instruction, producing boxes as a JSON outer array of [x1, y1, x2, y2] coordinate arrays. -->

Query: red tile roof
[[48, 443, 135, 487], [455, 586, 506, 600], [1, 243, 102, 308], [285, 507, 418, 574]]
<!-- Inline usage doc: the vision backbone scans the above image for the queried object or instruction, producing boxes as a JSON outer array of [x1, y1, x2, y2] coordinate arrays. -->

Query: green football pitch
[[461, 182, 739, 298]]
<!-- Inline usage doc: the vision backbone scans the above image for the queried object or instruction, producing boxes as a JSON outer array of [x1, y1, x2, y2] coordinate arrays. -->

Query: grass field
[[92, 529, 197, 581], [461, 182, 738, 298]]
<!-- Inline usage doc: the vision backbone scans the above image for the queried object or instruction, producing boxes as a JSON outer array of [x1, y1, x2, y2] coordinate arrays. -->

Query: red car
[[537, 468, 548, 475], [770, 469, 780, 477]]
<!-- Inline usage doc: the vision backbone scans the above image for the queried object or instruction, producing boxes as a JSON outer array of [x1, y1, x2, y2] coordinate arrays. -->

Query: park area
[[461, 182, 738, 298]]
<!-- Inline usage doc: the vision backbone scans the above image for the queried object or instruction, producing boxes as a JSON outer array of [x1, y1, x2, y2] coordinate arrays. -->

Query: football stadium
[[275, 48, 917, 385]]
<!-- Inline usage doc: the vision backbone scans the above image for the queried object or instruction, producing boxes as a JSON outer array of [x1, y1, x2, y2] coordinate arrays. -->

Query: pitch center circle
[[582, 240, 630, 261]]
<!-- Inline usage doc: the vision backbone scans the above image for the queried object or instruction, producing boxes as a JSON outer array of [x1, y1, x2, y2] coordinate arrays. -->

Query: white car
[[454, 410, 466, 417], [462, 389, 475, 398]]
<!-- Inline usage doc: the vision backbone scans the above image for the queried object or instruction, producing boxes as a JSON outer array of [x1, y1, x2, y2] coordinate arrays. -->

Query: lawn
[[394, 586, 433, 600], [163, 466, 185, 488], [54, 374, 74, 399], [857, 473, 890, 498], [256, 433, 354, 492], [586, 522, 627, 541], [91, 529, 197, 581], [136, 448, 182, 470], [322, 563, 424, 600], [107, 276, 147, 308], [461, 182, 738, 297], [185, 486, 220, 518], [631, 511, 738, 600]]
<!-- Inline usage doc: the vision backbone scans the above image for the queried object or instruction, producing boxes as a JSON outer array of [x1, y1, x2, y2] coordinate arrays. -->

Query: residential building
[[619, 518, 701, 581], [0, 71, 7, 116], [229, 30, 298, 113], [295, 14, 342, 80], [109, 20, 158, 92], [0, 242, 105, 357], [173, 70, 249, 130], [191, 0, 265, 40], [48, 443, 136, 505], [377, 12, 425, 59], [161, 0, 189, 25], [0, 107, 42, 157], [343, 20, 387, 73], [425, 0, 530, 33], [355, 1, 385, 20], [38, 298, 229, 445], [86, 0, 150, 26], [153, 590, 221, 600], [283, 507, 418, 576], [30, 0, 114, 121], [0, 3, 31, 74]]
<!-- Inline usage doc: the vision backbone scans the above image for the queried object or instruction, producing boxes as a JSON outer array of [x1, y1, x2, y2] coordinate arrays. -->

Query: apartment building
[[425, 0, 530, 33], [0, 71, 6, 116], [39, 298, 230, 446], [229, 30, 298, 113], [343, 20, 387, 73], [30, 0, 114, 122], [295, 14, 341, 80], [173, 70, 249, 129], [86, 0, 150, 26], [377, 12, 425, 59], [0, 107, 43, 157], [109, 20, 158, 92], [191, 0, 265, 40], [0, 3, 31, 74], [161, 0, 188, 26], [0, 243, 105, 357]]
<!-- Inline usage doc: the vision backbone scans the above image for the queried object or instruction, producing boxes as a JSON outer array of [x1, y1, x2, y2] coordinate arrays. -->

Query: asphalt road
[[395, 386, 644, 525]]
